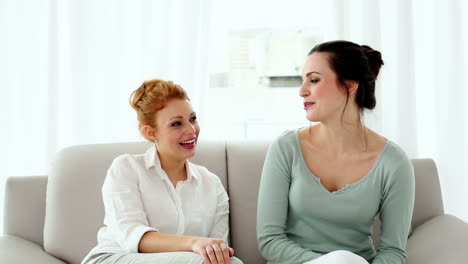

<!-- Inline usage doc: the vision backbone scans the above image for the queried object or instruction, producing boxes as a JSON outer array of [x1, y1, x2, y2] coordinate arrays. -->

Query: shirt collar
[[144, 145, 199, 181]]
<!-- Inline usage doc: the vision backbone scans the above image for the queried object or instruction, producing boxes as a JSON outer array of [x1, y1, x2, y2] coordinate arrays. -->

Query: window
[[203, 27, 321, 140]]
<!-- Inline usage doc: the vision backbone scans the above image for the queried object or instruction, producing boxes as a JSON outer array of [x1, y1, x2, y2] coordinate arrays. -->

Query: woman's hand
[[192, 237, 234, 264]]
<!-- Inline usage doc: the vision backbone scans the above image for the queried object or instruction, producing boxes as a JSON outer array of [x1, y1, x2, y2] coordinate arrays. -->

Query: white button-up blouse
[[83, 145, 230, 261]]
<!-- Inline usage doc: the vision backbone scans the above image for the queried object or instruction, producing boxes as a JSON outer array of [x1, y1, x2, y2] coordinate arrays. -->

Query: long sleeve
[[208, 177, 230, 244], [102, 156, 157, 253], [257, 138, 322, 264], [372, 158, 415, 264], [84, 146, 228, 260]]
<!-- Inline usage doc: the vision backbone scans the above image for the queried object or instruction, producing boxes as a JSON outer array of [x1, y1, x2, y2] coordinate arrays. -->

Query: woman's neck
[[157, 150, 187, 186], [316, 120, 368, 156], [314, 101, 369, 155]]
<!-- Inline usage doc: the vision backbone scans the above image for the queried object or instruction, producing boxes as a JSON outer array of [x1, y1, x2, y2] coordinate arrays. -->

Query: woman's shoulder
[[102, 152, 149, 191], [110, 152, 146, 169], [381, 140, 411, 165], [377, 139, 414, 183], [272, 129, 300, 148], [105, 150, 150, 183], [264, 129, 299, 156], [262, 129, 302, 164], [277, 128, 298, 140], [365, 129, 410, 166]]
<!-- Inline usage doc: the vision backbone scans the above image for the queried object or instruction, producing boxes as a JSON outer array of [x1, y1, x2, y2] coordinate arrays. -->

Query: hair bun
[[129, 83, 147, 111], [361, 45, 384, 79]]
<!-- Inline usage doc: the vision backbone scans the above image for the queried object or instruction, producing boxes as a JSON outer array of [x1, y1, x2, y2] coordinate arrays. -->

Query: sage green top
[[257, 130, 415, 264]]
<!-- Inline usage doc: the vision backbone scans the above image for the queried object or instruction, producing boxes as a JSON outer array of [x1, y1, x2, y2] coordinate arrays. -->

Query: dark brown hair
[[309, 40, 384, 111]]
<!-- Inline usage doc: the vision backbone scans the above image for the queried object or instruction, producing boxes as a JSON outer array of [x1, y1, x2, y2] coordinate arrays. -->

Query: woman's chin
[[306, 114, 319, 123], [178, 145, 196, 158]]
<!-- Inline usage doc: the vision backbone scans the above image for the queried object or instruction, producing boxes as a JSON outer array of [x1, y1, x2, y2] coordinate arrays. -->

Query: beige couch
[[2, 141, 468, 264]]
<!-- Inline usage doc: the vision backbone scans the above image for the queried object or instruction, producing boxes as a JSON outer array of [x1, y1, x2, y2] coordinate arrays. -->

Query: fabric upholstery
[[1, 141, 467, 264], [226, 141, 270, 264], [3, 175, 48, 246], [0, 235, 66, 264], [43, 141, 227, 264], [406, 214, 468, 263], [410, 159, 444, 228]]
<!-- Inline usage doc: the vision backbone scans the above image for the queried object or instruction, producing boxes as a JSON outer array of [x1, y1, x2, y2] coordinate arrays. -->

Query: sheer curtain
[[46, 0, 212, 153], [0, 0, 213, 231], [321, 0, 468, 221], [1, 0, 467, 232]]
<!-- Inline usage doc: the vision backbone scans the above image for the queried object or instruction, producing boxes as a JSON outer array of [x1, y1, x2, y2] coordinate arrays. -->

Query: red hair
[[129, 79, 189, 140]]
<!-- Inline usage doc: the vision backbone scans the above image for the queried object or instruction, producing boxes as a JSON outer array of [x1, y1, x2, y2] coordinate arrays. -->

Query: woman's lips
[[179, 138, 196, 149], [180, 143, 195, 149], [304, 102, 315, 109]]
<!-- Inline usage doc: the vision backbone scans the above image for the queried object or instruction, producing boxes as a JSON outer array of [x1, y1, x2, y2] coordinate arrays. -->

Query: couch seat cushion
[[0, 235, 66, 264]]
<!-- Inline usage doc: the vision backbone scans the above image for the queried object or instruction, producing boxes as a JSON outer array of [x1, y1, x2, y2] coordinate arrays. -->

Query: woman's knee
[[328, 250, 368, 263], [230, 256, 244, 264], [127, 251, 205, 264], [311, 250, 368, 264]]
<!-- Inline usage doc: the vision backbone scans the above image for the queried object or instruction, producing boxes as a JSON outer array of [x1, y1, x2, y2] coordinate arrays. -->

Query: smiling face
[[148, 98, 200, 162], [299, 52, 350, 123]]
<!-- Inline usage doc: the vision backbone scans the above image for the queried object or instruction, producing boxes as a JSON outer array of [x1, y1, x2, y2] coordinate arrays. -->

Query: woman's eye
[[311, 78, 319, 84], [171, 122, 182, 127], [190, 116, 197, 122]]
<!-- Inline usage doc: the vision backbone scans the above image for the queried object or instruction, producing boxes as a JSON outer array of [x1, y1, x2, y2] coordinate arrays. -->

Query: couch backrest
[[227, 141, 271, 264], [43, 141, 227, 264], [411, 159, 444, 228], [42, 141, 444, 264], [3, 175, 48, 246]]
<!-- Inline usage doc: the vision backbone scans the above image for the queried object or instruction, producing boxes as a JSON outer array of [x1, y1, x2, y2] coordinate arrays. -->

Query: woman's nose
[[187, 123, 197, 133], [299, 83, 310, 97]]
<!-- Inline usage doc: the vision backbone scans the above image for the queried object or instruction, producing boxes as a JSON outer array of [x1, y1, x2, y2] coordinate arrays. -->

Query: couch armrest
[[3, 176, 48, 246], [406, 214, 468, 264], [0, 235, 65, 264]]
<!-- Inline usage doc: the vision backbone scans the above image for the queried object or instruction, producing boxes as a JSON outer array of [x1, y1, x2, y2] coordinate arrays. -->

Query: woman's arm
[[102, 155, 157, 253], [372, 158, 415, 264], [208, 177, 230, 243], [257, 138, 322, 264], [103, 156, 231, 264], [138, 231, 196, 252], [138, 231, 232, 263]]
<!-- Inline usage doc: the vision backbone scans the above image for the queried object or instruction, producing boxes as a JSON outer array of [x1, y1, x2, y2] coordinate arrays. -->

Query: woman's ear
[[142, 125, 157, 141], [345, 80, 359, 96]]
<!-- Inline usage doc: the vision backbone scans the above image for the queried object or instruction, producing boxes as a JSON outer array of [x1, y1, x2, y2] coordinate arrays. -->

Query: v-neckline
[[294, 128, 389, 194]]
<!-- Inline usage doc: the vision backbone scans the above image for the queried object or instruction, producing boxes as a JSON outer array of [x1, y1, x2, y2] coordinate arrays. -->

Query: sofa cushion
[[3, 175, 47, 247], [406, 214, 468, 264], [227, 141, 270, 264], [43, 141, 227, 264], [410, 159, 444, 229], [0, 235, 66, 264]]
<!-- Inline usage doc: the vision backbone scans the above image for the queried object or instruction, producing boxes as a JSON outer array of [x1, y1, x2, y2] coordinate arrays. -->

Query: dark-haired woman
[[257, 41, 415, 264]]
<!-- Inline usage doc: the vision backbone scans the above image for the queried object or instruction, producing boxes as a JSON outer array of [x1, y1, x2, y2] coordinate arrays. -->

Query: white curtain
[[1, 0, 211, 169], [1, 0, 467, 232], [0, 0, 213, 230], [320, 0, 468, 221]]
